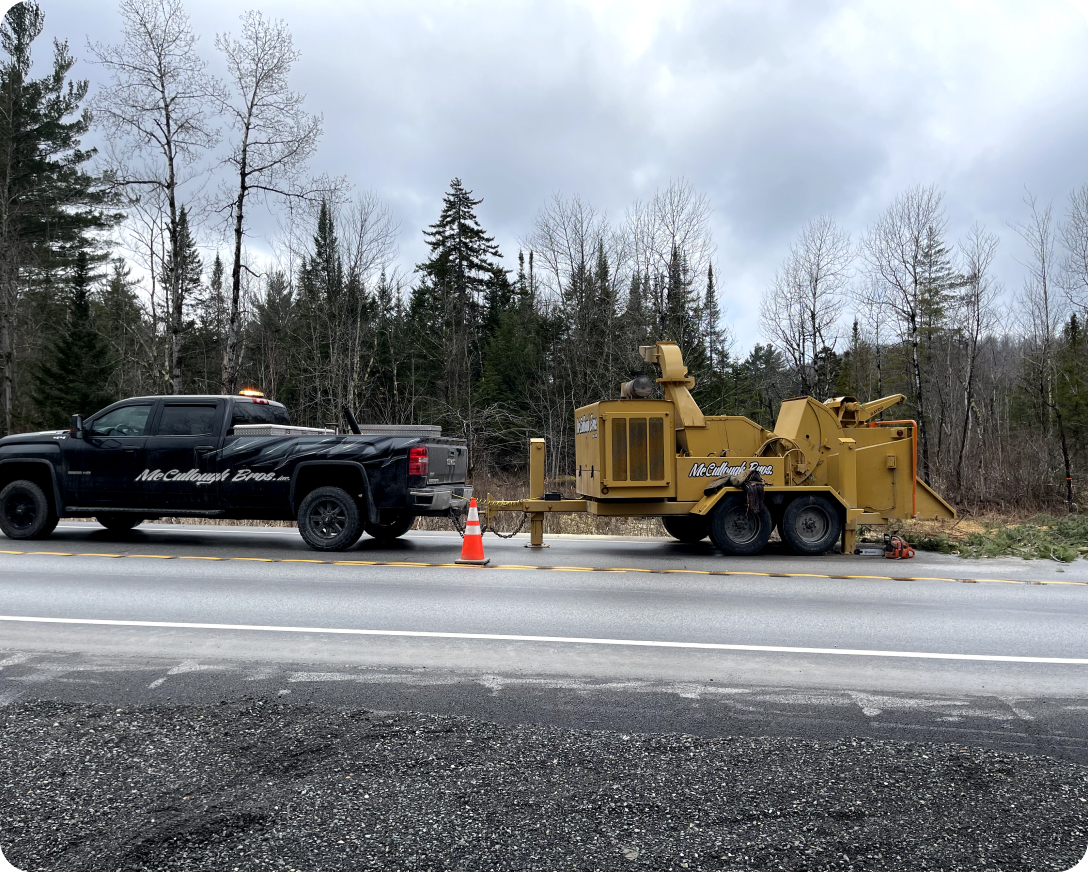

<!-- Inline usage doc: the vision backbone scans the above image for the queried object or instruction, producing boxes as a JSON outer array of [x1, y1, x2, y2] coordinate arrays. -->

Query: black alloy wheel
[[364, 511, 416, 542], [662, 514, 710, 543], [297, 486, 362, 552], [708, 494, 773, 556], [780, 495, 842, 555], [96, 514, 144, 533], [0, 479, 58, 540]]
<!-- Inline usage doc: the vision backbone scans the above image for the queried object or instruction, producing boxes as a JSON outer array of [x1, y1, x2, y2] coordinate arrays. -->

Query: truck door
[[70, 402, 154, 506], [142, 401, 225, 510]]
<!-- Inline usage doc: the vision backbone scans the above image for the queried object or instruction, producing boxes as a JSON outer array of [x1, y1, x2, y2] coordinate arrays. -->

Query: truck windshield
[[231, 402, 291, 428]]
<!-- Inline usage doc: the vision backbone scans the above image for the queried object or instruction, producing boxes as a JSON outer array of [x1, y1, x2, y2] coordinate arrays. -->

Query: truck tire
[[662, 514, 709, 543], [297, 486, 363, 552], [96, 515, 144, 533], [364, 511, 415, 542], [780, 495, 842, 556], [708, 494, 773, 556], [0, 479, 58, 540]]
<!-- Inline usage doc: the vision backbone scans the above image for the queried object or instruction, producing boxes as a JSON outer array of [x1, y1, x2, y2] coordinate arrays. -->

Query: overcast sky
[[25, 0, 1088, 350]]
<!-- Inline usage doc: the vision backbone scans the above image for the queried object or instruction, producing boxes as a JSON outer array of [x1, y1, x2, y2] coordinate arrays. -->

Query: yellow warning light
[[238, 388, 265, 398]]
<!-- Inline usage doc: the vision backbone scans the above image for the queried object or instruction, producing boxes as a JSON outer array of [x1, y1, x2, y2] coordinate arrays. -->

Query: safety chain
[[447, 501, 529, 540], [484, 509, 529, 539], [448, 506, 467, 538]]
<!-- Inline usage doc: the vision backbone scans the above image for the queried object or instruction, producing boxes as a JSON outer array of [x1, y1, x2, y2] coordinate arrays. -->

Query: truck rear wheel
[[298, 486, 363, 552], [708, 494, 772, 556], [96, 515, 144, 533], [365, 511, 415, 542], [780, 495, 841, 555], [662, 514, 709, 543], [0, 479, 57, 540]]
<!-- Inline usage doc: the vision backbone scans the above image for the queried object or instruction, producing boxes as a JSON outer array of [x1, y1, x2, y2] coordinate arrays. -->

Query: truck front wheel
[[297, 486, 363, 552], [709, 494, 772, 556], [662, 514, 709, 543], [0, 480, 58, 540], [364, 511, 415, 543], [780, 495, 841, 556]]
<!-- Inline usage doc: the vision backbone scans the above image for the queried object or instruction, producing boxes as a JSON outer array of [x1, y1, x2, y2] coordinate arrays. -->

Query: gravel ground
[[1, 700, 1086, 871]]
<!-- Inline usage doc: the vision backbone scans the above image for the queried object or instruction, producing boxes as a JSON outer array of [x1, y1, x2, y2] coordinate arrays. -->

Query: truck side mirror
[[69, 415, 83, 438]]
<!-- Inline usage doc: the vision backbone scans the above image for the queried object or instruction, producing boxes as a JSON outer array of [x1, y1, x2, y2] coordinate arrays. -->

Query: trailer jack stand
[[526, 512, 548, 548]]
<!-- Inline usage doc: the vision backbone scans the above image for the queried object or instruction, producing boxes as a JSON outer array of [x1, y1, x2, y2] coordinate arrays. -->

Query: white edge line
[[1, 615, 1086, 665]]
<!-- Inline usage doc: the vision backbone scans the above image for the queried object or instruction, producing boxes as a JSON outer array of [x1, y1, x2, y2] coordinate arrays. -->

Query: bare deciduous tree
[[760, 215, 850, 397], [90, 0, 220, 394], [860, 184, 948, 482], [1061, 183, 1088, 312], [215, 10, 322, 393], [953, 224, 1002, 497], [1013, 192, 1074, 510]]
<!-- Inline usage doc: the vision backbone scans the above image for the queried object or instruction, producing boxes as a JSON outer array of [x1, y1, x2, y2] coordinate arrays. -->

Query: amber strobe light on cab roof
[[238, 388, 265, 398]]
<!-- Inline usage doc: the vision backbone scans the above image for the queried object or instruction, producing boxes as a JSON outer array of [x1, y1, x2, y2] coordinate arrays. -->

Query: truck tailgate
[[426, 439, 469, 486]]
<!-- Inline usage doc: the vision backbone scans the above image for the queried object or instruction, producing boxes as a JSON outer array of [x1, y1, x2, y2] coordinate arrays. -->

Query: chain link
[[447, 501, 529, 540]]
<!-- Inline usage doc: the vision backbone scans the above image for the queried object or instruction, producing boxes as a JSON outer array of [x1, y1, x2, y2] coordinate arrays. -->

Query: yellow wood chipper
[[486, 341, 955, 555]]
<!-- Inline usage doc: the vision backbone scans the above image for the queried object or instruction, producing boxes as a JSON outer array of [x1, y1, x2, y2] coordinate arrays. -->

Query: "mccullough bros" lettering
[[134, 468, 288, 485]]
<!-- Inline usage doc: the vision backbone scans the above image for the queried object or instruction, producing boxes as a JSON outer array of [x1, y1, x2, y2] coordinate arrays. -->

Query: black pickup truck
[[0, 394, 471, 551]]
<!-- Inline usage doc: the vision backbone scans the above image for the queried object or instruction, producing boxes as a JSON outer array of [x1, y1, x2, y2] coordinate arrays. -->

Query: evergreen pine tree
[[1, 1, 121, 432], [95, 257, 148, 397], [33, 248, 114, 426], [298, 200, 342, 301], [159, 205, 202, 390]]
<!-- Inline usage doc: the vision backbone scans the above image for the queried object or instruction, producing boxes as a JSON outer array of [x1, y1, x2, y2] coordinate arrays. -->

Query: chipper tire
[[298, 486, 363, 552], [364, 511, 416, 542], [0, 480, 57, 540], [780, 494, 842, 556], [709, 494, 773, 556], [662, 514, 709, 543]]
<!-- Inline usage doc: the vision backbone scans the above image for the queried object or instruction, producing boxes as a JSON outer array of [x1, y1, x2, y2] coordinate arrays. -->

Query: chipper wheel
[[662, 514, 709, 543], [780, 495, 842, 556], [708, 494, 773, 556]]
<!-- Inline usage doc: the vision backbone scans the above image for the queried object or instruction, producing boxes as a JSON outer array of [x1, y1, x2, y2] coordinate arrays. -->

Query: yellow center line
[[0, 550, 1083, 587]]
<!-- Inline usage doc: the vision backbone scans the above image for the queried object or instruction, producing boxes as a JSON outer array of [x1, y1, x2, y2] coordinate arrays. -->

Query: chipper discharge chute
[[487, 341, 955, 556]]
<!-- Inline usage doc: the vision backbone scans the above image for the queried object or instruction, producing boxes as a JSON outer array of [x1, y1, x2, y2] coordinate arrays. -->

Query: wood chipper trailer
[[486, 341, 955, 556]]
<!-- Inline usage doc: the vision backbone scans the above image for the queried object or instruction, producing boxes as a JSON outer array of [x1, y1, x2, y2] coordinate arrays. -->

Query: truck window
[[88, 404, 152, 437], [156, 404, 218, 437], [231, 401, 290, 428]]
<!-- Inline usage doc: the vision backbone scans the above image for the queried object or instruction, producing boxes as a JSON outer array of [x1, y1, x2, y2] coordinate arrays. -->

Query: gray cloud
[[35, 0, 1088, 347]]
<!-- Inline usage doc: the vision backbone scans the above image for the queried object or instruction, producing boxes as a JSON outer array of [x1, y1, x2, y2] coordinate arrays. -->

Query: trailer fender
[[691, 486, 853, 518]]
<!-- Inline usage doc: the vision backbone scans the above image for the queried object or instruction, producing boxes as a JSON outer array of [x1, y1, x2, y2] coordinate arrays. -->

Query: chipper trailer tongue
[[486, 341, 955, 556]]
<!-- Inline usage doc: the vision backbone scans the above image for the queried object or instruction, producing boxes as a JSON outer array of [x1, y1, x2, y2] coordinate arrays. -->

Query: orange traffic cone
[[456, 498, 490, 565]]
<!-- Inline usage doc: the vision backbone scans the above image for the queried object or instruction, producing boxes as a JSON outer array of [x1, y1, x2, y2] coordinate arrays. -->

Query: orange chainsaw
[[883, 534, 915, 559]]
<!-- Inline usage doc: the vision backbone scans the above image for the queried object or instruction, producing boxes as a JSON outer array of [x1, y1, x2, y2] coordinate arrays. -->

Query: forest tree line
[[2, 0, 1086, 512]]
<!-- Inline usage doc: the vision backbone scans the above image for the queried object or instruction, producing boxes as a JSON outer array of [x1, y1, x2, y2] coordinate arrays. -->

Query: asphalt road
[[2, 521, 1087, 762]]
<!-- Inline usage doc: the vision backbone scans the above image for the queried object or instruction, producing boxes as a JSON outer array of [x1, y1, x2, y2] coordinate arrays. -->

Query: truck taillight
[[408, 446, 428, 476]]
